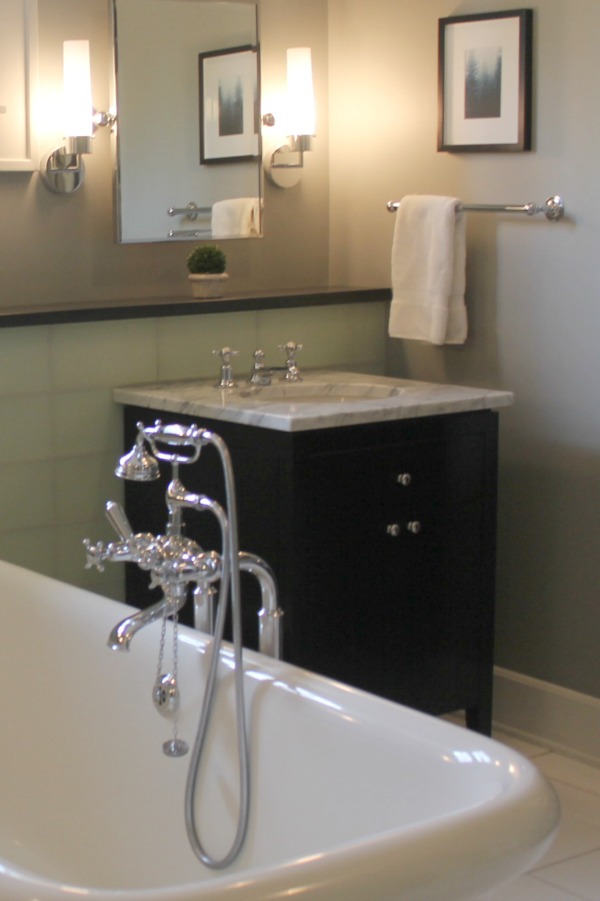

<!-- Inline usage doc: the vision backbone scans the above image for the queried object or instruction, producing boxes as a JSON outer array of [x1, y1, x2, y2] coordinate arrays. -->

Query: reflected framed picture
[[199, 44, 259, 164], [438, 9, 532, 153]]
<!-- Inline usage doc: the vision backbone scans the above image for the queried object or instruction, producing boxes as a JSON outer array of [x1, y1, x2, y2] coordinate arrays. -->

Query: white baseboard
[[492, 667, 600, 768]]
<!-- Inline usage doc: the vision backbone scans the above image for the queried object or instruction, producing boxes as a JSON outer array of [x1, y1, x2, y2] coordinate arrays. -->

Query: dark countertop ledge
[[0, 287, 391, 328]]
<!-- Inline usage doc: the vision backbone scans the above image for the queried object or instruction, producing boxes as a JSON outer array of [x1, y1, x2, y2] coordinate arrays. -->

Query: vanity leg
[[465, 704, 493, 737]]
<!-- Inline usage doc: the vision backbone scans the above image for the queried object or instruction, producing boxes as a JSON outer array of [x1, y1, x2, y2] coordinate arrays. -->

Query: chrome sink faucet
[[249, 341, 303, 385]]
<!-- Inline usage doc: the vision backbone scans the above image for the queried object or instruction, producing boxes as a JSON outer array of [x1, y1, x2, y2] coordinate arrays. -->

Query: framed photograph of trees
[[199, 45, 259, 164], [438, 9, 532, 153]]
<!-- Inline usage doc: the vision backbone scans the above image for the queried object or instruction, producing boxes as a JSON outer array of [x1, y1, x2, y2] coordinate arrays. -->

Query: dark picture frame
[[199, 44, 260, 164], [438, 9, 532, 153]]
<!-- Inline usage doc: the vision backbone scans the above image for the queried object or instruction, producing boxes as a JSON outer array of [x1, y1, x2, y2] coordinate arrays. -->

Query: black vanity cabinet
[[122, 405, 498, 734]]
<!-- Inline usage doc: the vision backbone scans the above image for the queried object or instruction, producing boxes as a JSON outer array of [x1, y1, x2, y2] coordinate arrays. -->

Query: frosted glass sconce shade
[[286, 48, 315, 137], [63, 40, 93, 139], [263, 47, 316, 188]]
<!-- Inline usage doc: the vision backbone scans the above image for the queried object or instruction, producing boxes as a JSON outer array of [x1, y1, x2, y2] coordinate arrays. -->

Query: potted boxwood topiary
[[187, 244, 228, 298]]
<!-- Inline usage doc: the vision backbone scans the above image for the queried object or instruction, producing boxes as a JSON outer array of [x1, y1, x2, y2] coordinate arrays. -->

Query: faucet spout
[[108, 597, 172, 651], [248, 341, 303, 385], [108, 584, 187, 651]]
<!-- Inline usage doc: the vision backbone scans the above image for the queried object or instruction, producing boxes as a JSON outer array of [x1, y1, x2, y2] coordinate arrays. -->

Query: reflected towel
[[388, 195, 467, 345], [211, 198, 260, 238]]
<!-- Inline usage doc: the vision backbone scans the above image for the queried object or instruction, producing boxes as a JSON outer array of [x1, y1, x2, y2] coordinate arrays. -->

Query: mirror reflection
[[113, 0, 262, 243]]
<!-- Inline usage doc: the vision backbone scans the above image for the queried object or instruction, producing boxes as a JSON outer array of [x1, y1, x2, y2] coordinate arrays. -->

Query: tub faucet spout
[[108, 587, 186, 651]]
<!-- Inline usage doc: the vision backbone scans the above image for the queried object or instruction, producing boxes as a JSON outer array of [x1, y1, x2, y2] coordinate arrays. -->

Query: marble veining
[[113, 370, 514, 432]]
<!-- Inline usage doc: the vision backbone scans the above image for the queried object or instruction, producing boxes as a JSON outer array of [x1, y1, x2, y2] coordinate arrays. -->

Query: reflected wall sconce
[[40, 40, 116, 194], [263, 47, 316, 189]]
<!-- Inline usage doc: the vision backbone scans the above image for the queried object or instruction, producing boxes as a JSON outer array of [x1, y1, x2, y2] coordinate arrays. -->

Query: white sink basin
[[233, 380, 406, 405]]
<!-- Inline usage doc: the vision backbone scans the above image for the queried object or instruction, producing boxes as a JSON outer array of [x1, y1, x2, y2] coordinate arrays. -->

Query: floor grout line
[[528, 870, 593, 901], [531, 843, 600, 872]]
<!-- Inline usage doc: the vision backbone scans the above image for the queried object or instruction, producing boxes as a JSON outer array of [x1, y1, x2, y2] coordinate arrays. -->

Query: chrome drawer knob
[[397, 473, 412, 486], [387, 521, 421, 537]]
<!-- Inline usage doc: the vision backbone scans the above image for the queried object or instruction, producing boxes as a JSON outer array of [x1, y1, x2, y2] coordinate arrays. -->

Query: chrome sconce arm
[[262, 126, 315, 189], [268, 134, 313, 170], [40, 137, 90, 195]]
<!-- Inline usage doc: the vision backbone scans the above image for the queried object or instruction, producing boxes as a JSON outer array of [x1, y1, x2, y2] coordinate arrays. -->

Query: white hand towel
[[388, 195, 468, 345], [211, 197, 260, 238]]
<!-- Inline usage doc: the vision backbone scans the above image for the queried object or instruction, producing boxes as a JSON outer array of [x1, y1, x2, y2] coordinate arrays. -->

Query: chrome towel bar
[[168, 229, 212, 239], [387, 195, 565, 221]]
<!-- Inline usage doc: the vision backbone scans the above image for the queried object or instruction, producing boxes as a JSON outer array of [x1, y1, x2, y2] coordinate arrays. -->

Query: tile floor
[[488, 729, 600, 900]]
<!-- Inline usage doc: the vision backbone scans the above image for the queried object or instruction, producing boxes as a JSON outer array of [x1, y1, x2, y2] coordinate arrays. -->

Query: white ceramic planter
[[188, 272, 229, 298]]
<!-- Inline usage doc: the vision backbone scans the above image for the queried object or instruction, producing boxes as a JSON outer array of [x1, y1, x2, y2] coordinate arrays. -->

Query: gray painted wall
[[329, 0, 600, 699]]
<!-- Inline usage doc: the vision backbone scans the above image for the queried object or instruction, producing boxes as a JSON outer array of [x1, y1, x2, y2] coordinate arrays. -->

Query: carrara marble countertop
[[113, 370, 513, 433]]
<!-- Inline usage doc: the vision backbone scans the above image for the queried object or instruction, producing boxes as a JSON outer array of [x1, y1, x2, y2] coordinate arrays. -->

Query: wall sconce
[[263, 47, 316, 189], [40, 40, 116, 194]]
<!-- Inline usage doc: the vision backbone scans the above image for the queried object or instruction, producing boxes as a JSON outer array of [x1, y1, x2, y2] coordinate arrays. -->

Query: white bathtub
[[0, 559, 558, 900]]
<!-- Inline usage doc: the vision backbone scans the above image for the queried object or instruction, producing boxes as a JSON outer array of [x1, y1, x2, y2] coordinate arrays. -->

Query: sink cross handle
[[277, 341, 303, 382], [212, 347, 238, 388]]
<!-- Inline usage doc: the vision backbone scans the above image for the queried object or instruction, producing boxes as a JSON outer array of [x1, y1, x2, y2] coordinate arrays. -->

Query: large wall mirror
[[112, 0, 262, 243]]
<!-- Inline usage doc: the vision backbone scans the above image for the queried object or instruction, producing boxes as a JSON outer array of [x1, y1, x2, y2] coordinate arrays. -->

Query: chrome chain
[[153, 607, 189, 757]]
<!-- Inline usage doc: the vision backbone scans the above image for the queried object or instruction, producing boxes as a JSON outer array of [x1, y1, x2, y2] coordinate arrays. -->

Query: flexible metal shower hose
[[183, 432, 250, 869]]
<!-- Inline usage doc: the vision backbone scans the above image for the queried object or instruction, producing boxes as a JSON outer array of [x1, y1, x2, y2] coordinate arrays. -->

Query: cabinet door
[[292, 444, 390, 687]]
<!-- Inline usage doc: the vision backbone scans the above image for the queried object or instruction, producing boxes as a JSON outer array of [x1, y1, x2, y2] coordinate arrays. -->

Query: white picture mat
[[0, 0, 38, 170], [443, 16, 521, 147]]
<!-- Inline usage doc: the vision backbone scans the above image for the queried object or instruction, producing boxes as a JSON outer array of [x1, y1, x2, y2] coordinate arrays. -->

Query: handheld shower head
[[115, 427, 160, 481], [143, 421, 212, 466]]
